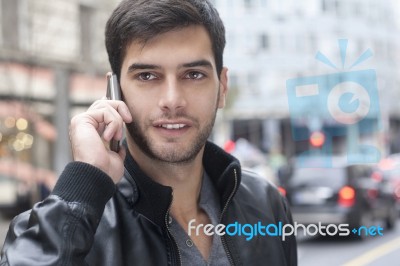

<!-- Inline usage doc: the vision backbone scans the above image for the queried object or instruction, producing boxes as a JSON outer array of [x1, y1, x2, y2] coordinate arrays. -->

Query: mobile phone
[[106, 73, 122, 152]]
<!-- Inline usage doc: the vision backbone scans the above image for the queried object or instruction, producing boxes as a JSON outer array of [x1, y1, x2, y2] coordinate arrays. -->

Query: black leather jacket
[[1, 142, 297, 265]]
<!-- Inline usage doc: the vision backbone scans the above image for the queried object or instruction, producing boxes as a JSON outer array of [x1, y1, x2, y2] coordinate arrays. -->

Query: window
[[321, 0, 327, 12], [79, 4, 94, 62], [244, 0, 254, 10], [247, 73, 259, 95], [334, 0, 341, 16], [1, 0, 20, 49], [260, 0, 267, 7], [260, 33, 269, 50]]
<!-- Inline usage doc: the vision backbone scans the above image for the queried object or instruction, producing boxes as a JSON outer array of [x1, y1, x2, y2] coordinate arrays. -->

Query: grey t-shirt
[[168, 172, 230, 265]]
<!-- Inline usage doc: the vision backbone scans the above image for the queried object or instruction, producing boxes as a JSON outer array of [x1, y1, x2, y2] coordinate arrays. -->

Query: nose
[[158, 78, 187, 112]]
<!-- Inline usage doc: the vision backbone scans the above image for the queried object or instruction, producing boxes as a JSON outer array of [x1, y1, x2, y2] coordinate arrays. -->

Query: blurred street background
[[1, 0, 400, 265]]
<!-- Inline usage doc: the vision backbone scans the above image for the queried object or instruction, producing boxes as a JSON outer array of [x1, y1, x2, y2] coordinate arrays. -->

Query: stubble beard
[[126, 110, 217, 165]]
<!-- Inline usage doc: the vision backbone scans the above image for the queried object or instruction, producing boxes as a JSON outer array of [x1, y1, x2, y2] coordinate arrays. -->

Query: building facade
[[0, 0, 119, 200], [1, 0, 400, 200], [213, 0, 400, 157]]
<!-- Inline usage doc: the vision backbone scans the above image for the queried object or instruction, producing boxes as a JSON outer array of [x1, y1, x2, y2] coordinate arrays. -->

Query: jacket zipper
[[219, 168, 238, 266], [165, 191, 182, 266]]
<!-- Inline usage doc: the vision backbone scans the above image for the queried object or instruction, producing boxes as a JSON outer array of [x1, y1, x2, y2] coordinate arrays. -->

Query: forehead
[[121, 26, 216, 70]]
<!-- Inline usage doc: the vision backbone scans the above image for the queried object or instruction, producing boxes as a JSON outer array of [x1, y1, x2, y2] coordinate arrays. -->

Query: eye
[[137, 72, 157, 81], [185, 71, 205, 80]]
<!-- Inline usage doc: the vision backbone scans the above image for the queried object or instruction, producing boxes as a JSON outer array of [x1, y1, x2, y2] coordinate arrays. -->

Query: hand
[[69, 99, 132, 183]]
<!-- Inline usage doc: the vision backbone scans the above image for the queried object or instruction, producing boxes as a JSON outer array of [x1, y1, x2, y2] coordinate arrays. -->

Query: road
[[298, 220, 400, 266], [0, 215, 399, 265]]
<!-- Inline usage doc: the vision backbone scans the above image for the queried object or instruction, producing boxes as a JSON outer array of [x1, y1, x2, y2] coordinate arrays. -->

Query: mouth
[[152, 120, 193, 138], [154, 118, 193, 129], [158, 123, 187, 130]]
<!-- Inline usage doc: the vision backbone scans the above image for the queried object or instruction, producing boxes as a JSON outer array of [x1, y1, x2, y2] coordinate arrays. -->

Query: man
[[1, 0, 297, 265]]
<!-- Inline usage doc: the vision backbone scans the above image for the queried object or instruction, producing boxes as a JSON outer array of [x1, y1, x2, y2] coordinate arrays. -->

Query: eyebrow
[[127, 63, 161, 73], [126, 59, 213, 73], [180, 60, 213, 69]]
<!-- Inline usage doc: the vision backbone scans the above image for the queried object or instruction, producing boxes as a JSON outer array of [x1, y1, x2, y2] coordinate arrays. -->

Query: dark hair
[[105, 0, 226, 80]]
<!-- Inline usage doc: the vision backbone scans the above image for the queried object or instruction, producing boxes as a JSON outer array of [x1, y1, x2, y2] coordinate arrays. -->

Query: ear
[[217, 67, 229, 109]]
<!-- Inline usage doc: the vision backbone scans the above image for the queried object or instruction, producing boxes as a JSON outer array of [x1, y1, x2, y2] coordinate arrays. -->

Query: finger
[[84, 107, 123, 140], [115, 102, 133, 123], [97, 122, 107, 135], [102, 108, 125, 142], [89, 99, 132, 123], [103, 121, 123, 141]]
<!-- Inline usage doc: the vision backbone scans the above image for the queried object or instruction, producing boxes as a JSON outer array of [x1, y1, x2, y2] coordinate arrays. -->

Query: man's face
[[120, 26, 228, 164]]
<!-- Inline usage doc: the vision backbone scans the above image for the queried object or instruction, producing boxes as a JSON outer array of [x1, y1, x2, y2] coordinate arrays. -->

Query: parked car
[[376, 154, 400, 214], [285, 161, 397, 234]]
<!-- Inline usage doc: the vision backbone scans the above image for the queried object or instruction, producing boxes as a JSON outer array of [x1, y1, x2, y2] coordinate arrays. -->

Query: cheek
[[185, 88, 219, 111], [193, 95, 219, 116], [123, 88, 147, 107], [128, 103, 147, 123], [122, 95, 146, 122]]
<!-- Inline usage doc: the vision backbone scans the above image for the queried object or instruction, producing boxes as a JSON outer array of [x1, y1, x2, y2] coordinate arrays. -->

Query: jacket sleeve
[[0, 162, 116, 266], [279, 193, 298, 266]]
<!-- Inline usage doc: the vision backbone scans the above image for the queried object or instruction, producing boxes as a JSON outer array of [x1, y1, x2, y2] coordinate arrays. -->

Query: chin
[[152, 143, 203, 164]]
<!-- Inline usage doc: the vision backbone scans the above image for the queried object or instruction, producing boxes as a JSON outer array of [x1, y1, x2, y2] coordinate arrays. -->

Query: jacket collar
[[117, 141, 242, 228]]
